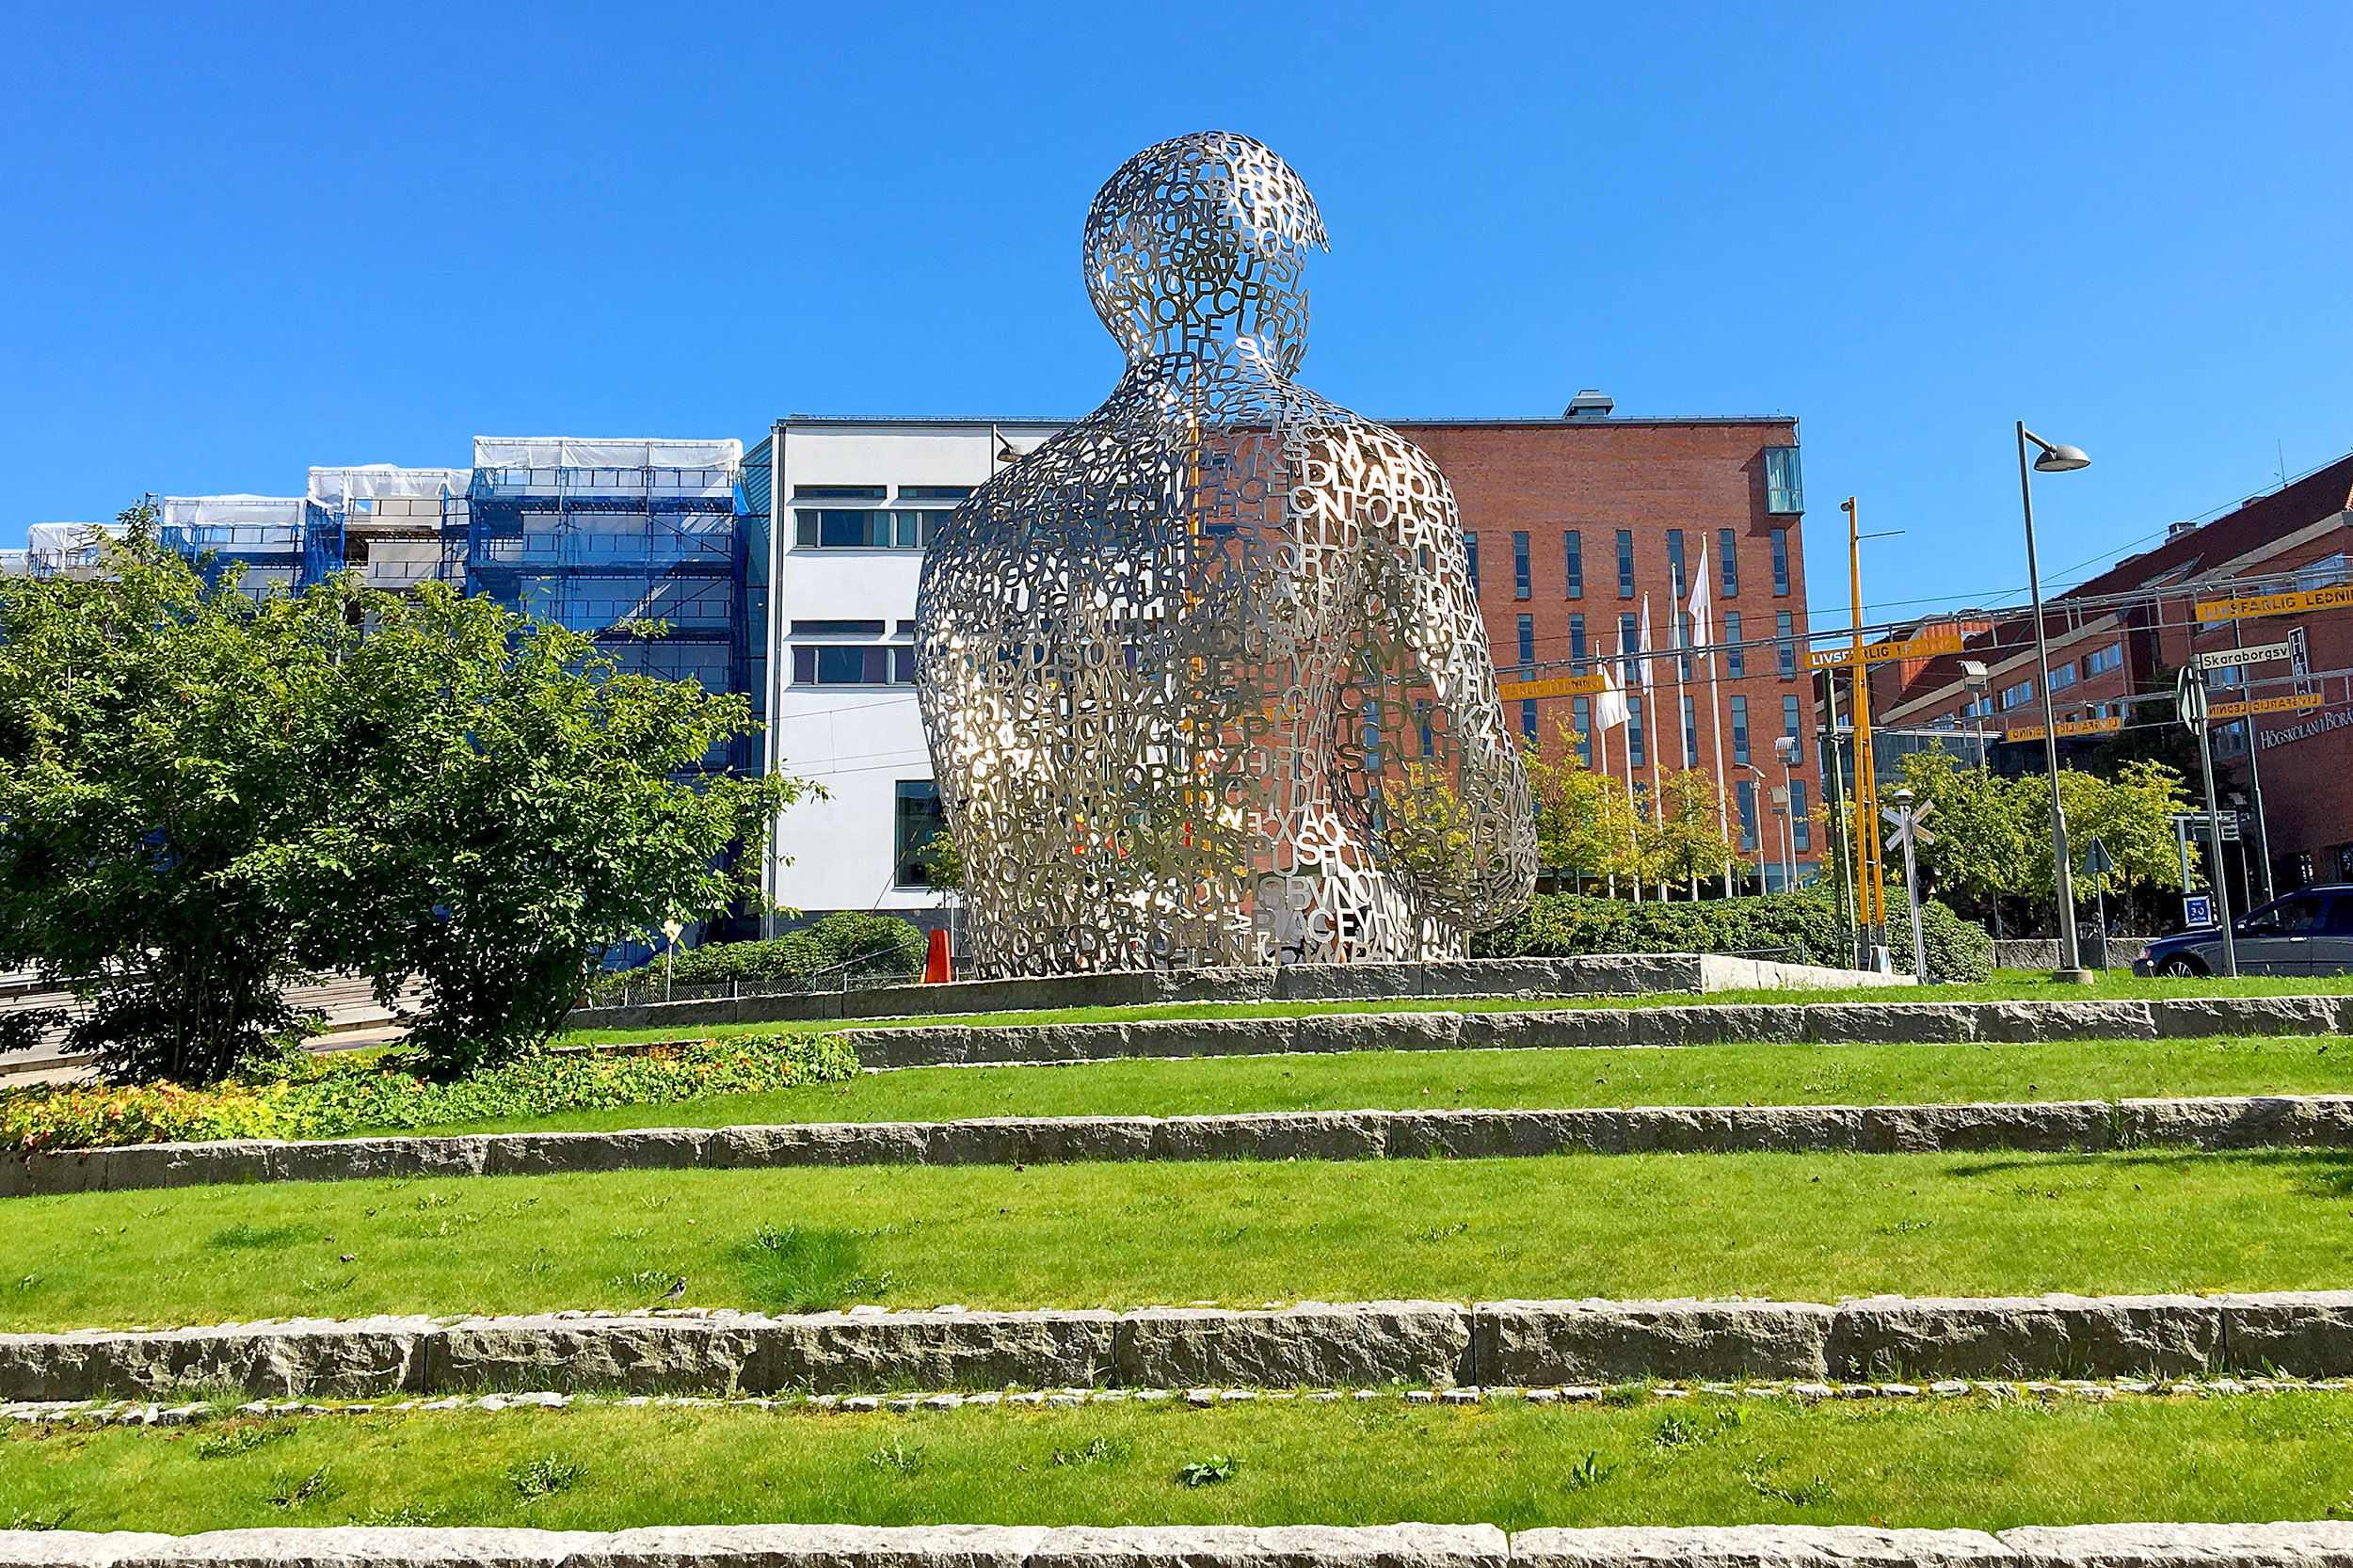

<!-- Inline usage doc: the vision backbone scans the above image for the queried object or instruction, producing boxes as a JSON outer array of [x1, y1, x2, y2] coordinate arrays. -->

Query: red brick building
[[1873, 451, 2353, 906], [1392, 400, 1819, 888]]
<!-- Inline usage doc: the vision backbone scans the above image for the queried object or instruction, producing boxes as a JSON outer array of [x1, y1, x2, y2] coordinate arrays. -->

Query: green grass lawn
[[8, 1148, 2352, 1330], [566, 970, 2353, 1047], [8, 1395, 2353, 1533], [375, 1034, 2353, 1138]]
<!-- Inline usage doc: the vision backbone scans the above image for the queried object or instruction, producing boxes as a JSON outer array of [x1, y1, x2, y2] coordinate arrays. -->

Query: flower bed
[[0, 1032, 858, 1153]]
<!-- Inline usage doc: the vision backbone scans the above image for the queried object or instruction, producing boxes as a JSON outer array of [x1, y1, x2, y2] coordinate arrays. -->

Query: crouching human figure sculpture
[[917, 131, 1535, 975]]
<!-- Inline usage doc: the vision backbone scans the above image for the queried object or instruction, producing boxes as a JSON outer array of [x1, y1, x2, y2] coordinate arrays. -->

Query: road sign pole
[[2179, 669, 2239, 978]]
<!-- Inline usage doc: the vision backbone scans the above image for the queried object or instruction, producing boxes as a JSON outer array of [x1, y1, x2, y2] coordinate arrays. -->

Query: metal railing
[[589, 942, 924, 1010]]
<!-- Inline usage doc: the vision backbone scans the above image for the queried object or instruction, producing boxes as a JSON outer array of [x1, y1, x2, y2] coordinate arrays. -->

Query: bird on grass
[[664, 1277, 687, 1300]]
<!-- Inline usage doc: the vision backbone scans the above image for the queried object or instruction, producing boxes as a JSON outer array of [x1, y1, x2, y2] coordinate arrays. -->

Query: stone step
[[11, 1092, 2353, 1198], [6, 1521, 2353, 1568], [7, 1288, 2353, 1402]]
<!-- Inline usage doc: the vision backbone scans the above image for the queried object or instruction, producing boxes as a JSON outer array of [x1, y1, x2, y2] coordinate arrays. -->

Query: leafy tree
[[2017, 758, 2193, 899], [1646, 768, 1741, 891], [0, 507, 362, 1081], [258, 580, 810, 1074], [1521, 728, 1650, 894], [0, 513, 810, 1084], [1897, 745, 2033, 910]]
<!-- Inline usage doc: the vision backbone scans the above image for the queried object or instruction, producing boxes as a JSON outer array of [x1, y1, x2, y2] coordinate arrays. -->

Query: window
[[1564, 531, 1583, 598], [1770, 527, 1791, 595], [1784, 694, 1801, 742], [795, 508, 941, 549], [2049, 662, 2078, 691], [1776, 610, 1796, 678], [1764, 446, 1803, 515], [2084, 644, 2122, 678], [1731, 695, 1751, 764], [793, 645, 916, 685], [2001, 679, 2034, 710], [893, 780, 947, 888], [1516, 614, 1535, 670], [1620, 613, 1639, 681], [1720, 529, 1739, 598], [1682, 694, 1699, 767], [2294, 552, 2348, 592], [1521, 699, 1538, 746], [1627, 696, 1645, 768], [1724, 611, 1744, 677], [1791, 779, 1811, 852], [1677, 610, 1693, 681], [1465, 533, 1481, 597], [898, 486, 972, 501], [1668, 529, 1687, 601], [791, 619, 886, 636], [792, 485, 887, 500], [2242, 894, 2325, 937], [1572, 696, 1593, 765], [1513, 531, 1531, 600], [1569, 614, 1587, 670], [1737, 779, 1758, 851], [1617, 530, 1635, 599]]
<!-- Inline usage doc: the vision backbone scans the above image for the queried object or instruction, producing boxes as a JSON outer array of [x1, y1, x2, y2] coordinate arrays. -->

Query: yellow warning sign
[[1805, 629, 1965, 670]]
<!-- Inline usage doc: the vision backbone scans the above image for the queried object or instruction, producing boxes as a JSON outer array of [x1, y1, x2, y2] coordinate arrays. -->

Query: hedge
[[592, 911, 927, 1001], [1472, 888, 1993, 984]]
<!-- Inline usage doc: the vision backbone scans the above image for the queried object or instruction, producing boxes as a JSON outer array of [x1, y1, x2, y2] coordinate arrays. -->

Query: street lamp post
[[2016, 423, 2095, 984], [1772, 733, 1802, 891]]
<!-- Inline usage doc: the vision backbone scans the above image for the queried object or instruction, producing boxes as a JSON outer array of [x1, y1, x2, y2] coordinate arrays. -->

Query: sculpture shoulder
[[1280, 391, 1458, 514]]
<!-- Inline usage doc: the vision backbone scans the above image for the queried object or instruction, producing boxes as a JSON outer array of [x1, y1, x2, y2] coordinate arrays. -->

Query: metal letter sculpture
[[917, 131, 1535, 975]]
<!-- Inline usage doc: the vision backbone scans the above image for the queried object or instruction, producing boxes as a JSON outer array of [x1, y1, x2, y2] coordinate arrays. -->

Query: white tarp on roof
[[472, 438, 743, 473], [159, 495, 306, 530], [27, 521, 125, 555], [308, 466, 471, 504]]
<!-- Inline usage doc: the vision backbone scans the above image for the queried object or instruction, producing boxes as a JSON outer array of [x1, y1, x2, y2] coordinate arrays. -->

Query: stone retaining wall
[[10, 1091, 2353, 1200], [571, 953, 1905, 1032], [8, 1289, 2353, 1401], [840, 994, 2351, 1068], [6, 1521, 2353, 1568]]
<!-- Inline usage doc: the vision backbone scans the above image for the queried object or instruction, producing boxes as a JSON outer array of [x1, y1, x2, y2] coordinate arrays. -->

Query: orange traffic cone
[[923, 927, 952, 984]]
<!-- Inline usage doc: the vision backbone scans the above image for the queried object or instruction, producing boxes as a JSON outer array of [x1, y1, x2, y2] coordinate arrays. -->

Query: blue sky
[[4, 1, 2347, 627]]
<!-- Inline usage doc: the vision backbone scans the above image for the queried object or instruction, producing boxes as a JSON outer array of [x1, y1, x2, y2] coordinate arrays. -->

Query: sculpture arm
[[1363, 453, 1538, 931]]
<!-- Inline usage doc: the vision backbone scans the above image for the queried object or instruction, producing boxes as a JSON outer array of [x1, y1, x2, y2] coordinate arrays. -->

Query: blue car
[[2134, 884, 2353, 976]]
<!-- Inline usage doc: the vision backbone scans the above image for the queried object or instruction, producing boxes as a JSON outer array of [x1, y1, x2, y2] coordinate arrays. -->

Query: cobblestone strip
[[8, 1291, 2353, 1403], [12, 1090, 2353, 1199], [6, 1522, 2353, 1568]]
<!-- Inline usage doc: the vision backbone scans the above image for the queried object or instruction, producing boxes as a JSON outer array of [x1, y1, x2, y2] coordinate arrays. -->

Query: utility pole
[[2177, 667, 2239, 977], [1840, 497, 1888, 969]]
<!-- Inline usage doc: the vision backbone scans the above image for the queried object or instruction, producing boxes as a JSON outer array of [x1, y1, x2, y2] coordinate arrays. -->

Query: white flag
[[1688, 539, 1713, 667], [1593, 660, 1629, 730], [1638, 596, 1656, 694]]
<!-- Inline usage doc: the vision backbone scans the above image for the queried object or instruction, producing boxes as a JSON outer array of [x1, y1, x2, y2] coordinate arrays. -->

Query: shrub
[[592, 912, 926, 1000], [1474, 888, 1990, 983], [1885, 889, 1996, 983], [0, 1031, 859, 1153], [1473, 889, 1853, 968]]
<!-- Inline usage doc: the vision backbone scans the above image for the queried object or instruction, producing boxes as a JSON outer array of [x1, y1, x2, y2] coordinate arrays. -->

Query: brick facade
[[1391, 416, 1819, 886], [1874, 453, 2353, 902]]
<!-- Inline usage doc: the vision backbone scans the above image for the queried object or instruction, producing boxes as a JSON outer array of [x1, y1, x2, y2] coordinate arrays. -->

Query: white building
[[747, 417, 1065, 932]]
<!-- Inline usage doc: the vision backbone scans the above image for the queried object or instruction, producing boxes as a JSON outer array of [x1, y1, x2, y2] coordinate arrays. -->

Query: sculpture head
[[1083, 131, 1327, 376]]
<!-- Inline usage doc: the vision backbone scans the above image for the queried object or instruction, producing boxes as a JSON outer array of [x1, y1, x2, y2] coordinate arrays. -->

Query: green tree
[[1521, 728, 1648, 894], [0, 512, 811, 1084], [2020, 758, 2194, 898], [1897, 744, 2033, 909], [0, 507, 362, 1081], [1646, 768, 1740, 891], [262, 580, 811, 1074]]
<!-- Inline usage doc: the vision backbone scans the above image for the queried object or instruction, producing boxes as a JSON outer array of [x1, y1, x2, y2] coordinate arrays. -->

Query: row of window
[[1469, 527, 1792, 603], [1518, 609, 1800, 680], [1546, 689, 1803, 769], [1995, 642, 2128, 712], [794, 508, 952, 550]]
